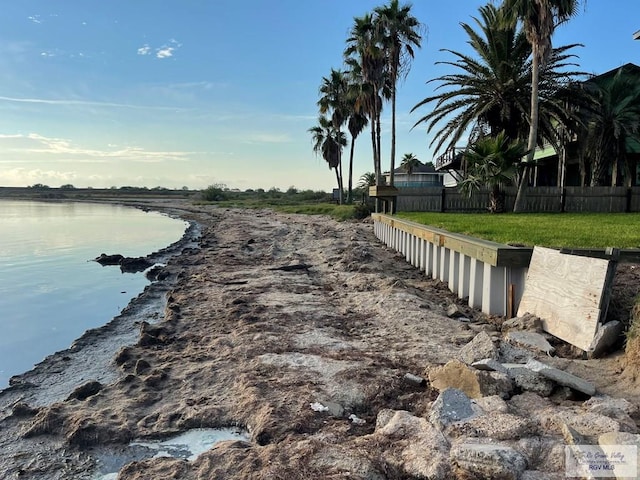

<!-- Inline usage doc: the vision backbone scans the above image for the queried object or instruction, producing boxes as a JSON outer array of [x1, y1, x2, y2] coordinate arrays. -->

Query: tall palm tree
[[502, 0, 583, 212], [578, 69, 640, 186], [345, 14, 388, 186], [373, 0, 422, 187], [308, 115, 347, 200], [411, 4, 583, 162], [346, 103, 369, 203], [400, 152, 422, 176], [318, 69, 349, 204], [459, 131, 528, 213]]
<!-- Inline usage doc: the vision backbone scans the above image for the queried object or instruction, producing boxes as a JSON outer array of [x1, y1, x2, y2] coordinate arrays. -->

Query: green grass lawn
[[395, 212, 640, 249]]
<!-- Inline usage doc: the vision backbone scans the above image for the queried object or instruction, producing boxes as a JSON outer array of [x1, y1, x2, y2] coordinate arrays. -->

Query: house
[[383, 163, 444, 187], [533, 63, 640, 187]]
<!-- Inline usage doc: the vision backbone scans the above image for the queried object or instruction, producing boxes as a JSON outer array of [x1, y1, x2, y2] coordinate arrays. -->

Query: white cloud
[[28, 15, 42, 24], [137, 44, 151, 56], [156, 47, 174, 59]]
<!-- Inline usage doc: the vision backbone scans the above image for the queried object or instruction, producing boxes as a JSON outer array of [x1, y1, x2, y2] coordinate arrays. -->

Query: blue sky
[[0, 1, 638, 191]]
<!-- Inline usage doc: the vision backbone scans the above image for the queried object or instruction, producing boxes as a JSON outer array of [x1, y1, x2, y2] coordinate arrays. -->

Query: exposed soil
[[1, 200, 639, 479]]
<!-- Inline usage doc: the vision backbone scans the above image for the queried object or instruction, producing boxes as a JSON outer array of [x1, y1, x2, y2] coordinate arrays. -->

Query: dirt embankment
[[1, 202, 639, 479]]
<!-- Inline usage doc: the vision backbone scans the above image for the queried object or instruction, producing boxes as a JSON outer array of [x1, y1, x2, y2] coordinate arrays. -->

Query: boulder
[[458, 331, 499, 365], [450, 442, 528, 480], [429, 360, 513, 399], [505, 331, 555, 356], [588, 321, 623, 359], [374, 409, 452, 479], [501, 313, 543, 333], [525, 359, 596, 396], [428, 388, 477, 430], [502, 364, 555, 397]]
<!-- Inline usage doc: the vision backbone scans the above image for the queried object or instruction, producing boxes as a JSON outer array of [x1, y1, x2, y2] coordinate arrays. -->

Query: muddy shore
[[1, 199, 639, 480]]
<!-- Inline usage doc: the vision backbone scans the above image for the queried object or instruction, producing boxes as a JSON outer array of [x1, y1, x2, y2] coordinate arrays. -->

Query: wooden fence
[[396, 186, 640, 213]]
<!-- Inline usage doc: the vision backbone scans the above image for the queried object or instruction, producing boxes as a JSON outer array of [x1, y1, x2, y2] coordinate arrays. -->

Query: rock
[[502, 364, 555, 397], [505, 331, 555, 356], [502, 314, 543, 333], [94, 253, 124, 265], [561, 422, 587, 445], [525, 359, 596, 396], [66, 381, 103, 401], [450, 442, 528, 480], [447, 303, 466, 318], [375, 409, 452, 479], [120, 256, 154, 273], [517, 436, 567, 475], [588, 321, 623, 359], [585, 395, 639, 417], [429, 388, 477, 430], [597, 432, 640, 480], [499, 342, 533, 363], [429, 360, 513, 399], [457, 413, 535, 441], [11, 403, 39, 417], [472, 395, 509, 414], [472, 358, 508, 374], [403, 372, 426, 386], [545, 410, 621, 436], [598, 431, 640, 448], [585, 396, 638, 433], [134, 359, 151, 375], [458, 332, 499, 365]]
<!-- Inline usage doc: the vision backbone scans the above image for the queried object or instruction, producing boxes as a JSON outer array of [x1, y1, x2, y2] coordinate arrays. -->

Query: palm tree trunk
[[370, 119, 379, 184], [347, 138, 355, 203], [338, 150, 344, 204], [390, 77, 397, 187], [514, 51, 541, 213]]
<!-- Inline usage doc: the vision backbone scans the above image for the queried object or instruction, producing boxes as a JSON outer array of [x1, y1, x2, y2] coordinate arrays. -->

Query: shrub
[[201, 184, 228, 201]]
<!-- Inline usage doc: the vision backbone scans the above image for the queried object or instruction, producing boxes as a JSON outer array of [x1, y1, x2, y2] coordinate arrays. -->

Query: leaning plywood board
[[517, 246, 614, 351]]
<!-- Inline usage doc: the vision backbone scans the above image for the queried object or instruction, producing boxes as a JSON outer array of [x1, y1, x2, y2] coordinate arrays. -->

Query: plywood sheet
[[517, 246, 613, 351]]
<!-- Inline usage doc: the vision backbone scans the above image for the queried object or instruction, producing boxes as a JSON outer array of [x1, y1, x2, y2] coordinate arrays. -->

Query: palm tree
[[345, 14, 388, 186], [578, 68, 640, 186], [502, 0, 583, 212], [400, 152, 422, 176], [459, 131, 528, 213], [358, 172, 377, 189], [318, 69, 350, 204], [346, 103, 369, 203], [411, 4, 583, 156], [308, 115, 347, 199], [373, 0, 423, 186]]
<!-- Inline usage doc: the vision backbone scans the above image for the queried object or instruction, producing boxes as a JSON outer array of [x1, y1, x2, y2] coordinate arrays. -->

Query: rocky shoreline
[[0, 200, 639, 479]]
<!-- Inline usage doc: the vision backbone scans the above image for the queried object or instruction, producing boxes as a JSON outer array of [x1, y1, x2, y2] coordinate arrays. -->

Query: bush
[[353, 203, 372, 220], [201, 184, 228, 201]]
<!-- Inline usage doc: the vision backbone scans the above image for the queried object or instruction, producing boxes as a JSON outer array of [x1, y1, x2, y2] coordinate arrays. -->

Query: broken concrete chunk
[[502, 363, 555, 397], [447, 303, 466, 318], [525, 359, 596, 396], [561, 422, 588, 445], [502, 313, 543, 333], [429, 388, 476, 430], [471, 358, 508, 374], [450, 443, 528, 480], [588, 321, 623, 359], [458, 331, 499, 365], [472, 395, 509, 414], [429, 360, 513, 399], [505, 331, 555, 356]]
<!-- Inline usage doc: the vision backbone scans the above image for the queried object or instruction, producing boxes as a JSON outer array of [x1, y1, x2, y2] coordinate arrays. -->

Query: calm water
[[0, 200, 188, 388]]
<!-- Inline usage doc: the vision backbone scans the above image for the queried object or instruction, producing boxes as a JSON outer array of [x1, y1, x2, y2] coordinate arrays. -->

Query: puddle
[[92, 427, 249, 479]]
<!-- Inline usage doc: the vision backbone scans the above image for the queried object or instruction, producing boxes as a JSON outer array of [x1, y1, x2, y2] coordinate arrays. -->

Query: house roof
[[390, 163, 437, 174], [587, 63, 640, 85], [634, 30, 640, 40]]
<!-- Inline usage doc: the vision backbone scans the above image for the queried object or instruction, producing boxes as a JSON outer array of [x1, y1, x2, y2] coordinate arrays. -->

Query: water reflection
[[0, 200, 188, 387]]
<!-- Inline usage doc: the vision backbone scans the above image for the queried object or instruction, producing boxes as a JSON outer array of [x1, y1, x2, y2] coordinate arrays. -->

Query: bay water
[[0, 200, 188, 388]]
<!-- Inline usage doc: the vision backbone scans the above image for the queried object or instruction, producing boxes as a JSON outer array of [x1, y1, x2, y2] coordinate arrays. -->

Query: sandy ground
[[0, 200, 639, 479]]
